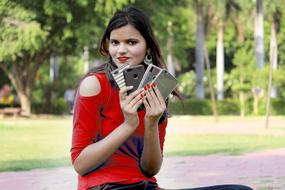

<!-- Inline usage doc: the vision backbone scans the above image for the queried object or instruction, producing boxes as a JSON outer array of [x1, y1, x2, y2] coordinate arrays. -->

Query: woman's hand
[[143, 83, 166, 127], [119, 86, 144, 128]]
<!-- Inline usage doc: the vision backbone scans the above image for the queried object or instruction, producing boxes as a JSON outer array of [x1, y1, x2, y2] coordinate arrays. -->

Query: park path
[[0, 148, 285, 190]]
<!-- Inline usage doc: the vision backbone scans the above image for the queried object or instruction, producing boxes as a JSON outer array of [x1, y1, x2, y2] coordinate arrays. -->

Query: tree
[[209, 0, 241, 100], [265, 0, 283, 98], [254, 0, 265, 69], [0, 0, 129, 116], [195, 0, 205, 99]]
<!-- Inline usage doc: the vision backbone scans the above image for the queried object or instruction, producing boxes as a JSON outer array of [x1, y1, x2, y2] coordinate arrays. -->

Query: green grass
[[0, 118, 72, 171], [1, 117, 285, 171], [164, 134, 285, 156]]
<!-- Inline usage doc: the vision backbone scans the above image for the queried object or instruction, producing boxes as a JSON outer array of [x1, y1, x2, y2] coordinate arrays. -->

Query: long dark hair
[[88, 6, 183, 119]]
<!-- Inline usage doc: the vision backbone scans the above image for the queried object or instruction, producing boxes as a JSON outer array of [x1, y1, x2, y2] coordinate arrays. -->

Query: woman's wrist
[[123, 120, 139, 132], [144, 117, 159, 129]]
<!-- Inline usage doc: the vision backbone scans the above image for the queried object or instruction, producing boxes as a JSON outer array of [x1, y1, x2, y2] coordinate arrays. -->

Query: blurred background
[[1, 0, 285, 117]]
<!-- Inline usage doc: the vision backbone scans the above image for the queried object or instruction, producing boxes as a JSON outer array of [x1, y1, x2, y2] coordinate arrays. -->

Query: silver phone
[[150, 69, 177, 100], [138, 64, 162, 89]]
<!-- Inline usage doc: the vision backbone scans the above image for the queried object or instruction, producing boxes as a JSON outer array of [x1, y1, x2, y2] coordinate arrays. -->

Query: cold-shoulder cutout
[[79, 75, 101, 97]]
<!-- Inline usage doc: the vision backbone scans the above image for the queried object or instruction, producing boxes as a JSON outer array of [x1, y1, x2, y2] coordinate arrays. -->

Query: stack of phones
[[111, 64, 177, 100]]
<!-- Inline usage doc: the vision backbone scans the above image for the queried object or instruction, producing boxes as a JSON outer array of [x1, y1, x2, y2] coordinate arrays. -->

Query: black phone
[[123, 65, 145, 94]]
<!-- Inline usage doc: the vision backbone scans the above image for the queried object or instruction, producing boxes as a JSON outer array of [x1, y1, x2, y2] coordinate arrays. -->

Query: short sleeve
[[70, 74, 107, 163]]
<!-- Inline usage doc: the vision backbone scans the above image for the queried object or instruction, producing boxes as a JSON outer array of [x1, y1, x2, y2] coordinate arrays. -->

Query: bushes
[[168, 98, 285, 115]]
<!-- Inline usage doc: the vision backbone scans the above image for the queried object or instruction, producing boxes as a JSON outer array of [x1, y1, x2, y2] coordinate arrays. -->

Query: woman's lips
[[117, 57, 129, 63]]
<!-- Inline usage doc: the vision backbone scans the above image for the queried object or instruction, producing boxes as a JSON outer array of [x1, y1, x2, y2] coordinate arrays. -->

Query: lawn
[[1, 116, 285, 172], [0, 117, 72, 171]]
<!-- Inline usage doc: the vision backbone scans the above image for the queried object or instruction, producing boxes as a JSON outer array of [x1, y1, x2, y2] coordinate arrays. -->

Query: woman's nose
[[117, 44, 127, 54]]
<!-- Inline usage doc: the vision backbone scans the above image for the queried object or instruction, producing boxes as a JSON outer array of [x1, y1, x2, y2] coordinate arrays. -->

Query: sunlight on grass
[[1, 117, 285, 171], [164, 134, 285, 156], [0, 118, 73, 171]]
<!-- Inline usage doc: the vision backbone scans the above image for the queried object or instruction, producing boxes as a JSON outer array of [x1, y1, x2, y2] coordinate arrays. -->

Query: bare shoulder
[[79, 75, 101, 97]]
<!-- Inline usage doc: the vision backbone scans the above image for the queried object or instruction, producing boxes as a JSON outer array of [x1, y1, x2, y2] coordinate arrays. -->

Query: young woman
[[71, 6, 253, 190]]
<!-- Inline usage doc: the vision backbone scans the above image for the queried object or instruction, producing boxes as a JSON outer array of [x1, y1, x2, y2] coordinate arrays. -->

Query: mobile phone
[[123, 64, 145, 94], [150, 69, 177, 100], [138, 64, 162, 90]]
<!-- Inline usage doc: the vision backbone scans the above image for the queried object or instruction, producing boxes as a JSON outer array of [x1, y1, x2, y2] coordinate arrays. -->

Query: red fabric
[[71, 73, 167, 190]]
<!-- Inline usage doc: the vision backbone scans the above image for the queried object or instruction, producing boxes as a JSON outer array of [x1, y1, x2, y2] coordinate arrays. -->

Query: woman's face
[[108, 24, 147, 67]]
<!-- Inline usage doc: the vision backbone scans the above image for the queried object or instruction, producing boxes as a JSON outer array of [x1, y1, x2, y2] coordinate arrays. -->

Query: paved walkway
[[0, 148, 285, 190]]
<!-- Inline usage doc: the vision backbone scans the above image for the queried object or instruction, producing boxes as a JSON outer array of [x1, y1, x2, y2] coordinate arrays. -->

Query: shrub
[[168, 98, 285, 115]]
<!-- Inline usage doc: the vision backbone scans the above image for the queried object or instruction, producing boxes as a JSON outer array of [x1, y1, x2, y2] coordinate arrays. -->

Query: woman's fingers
[[144, 83, 161, 108], [143, 83, 166, 117], [126, 88, 143, 102], [127, 89, 144, 109], [119, 86, 133, 100], [151, 82, 164, 105]]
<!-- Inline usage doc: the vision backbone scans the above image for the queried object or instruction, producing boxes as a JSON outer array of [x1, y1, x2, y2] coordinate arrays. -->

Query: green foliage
[[0, 0, 47, 61], [133, 0, 196, 69], [177, 71, 196, 97], [169, 98, 285, 116], [230, 41, 255, 93], [0, 0, 285, 115], [32, 56, 82, 114]]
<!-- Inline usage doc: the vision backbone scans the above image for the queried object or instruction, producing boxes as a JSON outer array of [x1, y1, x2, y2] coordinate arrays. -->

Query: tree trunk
[[0, 50, 50, 116], [234, 18, 247, 117], [204, 45, 218, 122], [216, 21, 224, 100], [239, 91, 245, 117], [18, 90, 31, 116], [253, 0, 264, 114], [253, 93, 259, 115], [167, 21, 175, 77], [254, 0, 264, 69], [269, 21, 278, 98], [195, 0, 205, 99]]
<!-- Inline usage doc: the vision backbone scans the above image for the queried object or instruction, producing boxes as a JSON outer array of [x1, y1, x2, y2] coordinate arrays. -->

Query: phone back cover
[[124, 65, 145, 94], [138, 64, 162, 89], [151, 70, 177, 100]]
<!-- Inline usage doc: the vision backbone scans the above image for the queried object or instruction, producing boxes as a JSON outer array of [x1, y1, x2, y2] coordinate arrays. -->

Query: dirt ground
[[0, 116, 284, 190]]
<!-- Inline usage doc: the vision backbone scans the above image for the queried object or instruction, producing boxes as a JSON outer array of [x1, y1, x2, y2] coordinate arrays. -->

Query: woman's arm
[[74, 121, 136, 175], [140, 83, 166, 177], [72, 76, 144, 176]]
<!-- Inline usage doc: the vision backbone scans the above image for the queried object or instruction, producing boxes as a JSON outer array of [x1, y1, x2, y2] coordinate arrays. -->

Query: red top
[[71, 73, 167, 190]]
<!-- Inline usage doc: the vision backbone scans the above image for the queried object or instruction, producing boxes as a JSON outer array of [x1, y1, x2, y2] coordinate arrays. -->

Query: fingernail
[[152, 82, 156, 87], [147, 84, 150, 90], [140, 93, 144, 99], [144, 86, 147, 90]]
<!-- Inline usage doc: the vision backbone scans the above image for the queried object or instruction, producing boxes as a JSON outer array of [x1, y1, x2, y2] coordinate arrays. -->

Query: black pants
[[182, 184, 253, 190], [88, 181, 253, 190]]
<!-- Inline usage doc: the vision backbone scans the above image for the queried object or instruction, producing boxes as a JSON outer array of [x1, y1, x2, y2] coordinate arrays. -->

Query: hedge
[[168, 98, 285, 115]]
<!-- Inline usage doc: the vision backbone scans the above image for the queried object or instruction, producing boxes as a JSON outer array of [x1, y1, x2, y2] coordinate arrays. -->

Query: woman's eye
[[110, 40, 119, 45], [128, 40, 138, 45]]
